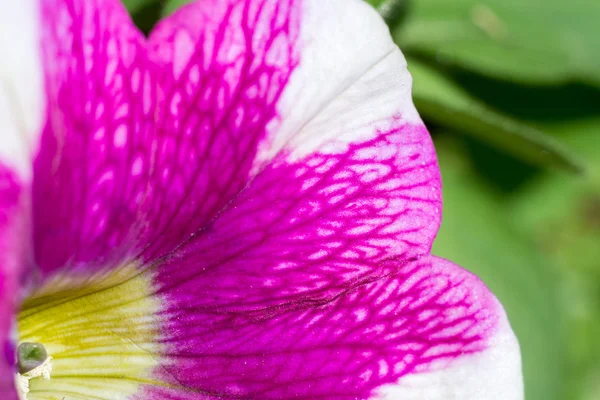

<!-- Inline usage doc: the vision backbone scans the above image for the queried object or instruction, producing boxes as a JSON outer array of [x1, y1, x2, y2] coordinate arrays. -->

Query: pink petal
[[157, 122, 439, 310], [141, 256, 520, 399], [34, 0, 150, 274], [33, 0, 441, 278], [33, 0, 301, 275], [142, 0, 302, 260]]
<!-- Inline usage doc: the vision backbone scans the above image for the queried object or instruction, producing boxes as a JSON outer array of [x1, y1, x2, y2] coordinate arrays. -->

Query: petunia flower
[[0, 0, 523, 398]]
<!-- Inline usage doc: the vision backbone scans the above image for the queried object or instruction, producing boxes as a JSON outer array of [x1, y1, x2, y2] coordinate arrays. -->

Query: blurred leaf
[[161, 0, 193, 16], [126, 0, 162, 36], [394, 0, 600, 85], [452, 75, 600, 123], [408, 58, 584, 172], [510, 118, 600, 242], [508, 118, 600, 400], [122, 0, 154, 14], [432, 139, 565, 400]]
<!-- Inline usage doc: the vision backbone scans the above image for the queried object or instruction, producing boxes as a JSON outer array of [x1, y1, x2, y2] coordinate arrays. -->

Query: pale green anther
[[17, 342, 48, 374]]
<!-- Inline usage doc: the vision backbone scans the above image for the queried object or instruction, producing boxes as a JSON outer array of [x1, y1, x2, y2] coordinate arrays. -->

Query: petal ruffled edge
[[374, 257, 523, 400]]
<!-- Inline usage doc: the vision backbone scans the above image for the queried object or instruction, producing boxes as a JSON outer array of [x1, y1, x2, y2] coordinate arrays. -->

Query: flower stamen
[[15, 342, 52, 400]]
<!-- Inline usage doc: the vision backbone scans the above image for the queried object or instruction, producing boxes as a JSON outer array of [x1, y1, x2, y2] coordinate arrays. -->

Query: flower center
[[15, 342, 53, 400], [16, 264, 166, 399]]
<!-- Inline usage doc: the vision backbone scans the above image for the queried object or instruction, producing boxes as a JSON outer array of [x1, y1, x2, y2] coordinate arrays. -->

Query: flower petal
[[143, 0, 438, 260], [34, 0, 441, 279], [151, 0, 441, 309], [157, 121, 439, 310], [145, 256, 522, 399], [140, 0, 302, 260], [18, 2, 522, 399], [34, 0, 302, 274], [18, 257, 520, 399], [0, 0, 45, 397], [34, 0, 150, 274]]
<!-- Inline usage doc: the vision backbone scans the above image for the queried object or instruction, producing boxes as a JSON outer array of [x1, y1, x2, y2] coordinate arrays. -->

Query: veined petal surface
[[7, 0, 524, 399], [34, 0, 151, 274], [34, 0, 441, 277], [147, 256, 521, 399], [149, 0, 441, 310]]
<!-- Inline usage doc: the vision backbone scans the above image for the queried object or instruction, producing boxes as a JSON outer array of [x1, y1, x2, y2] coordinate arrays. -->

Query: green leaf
[[510, 118, 600, 239], [408, 57, 584, 172], [394, 0, 600, 85], [161, 0, 194, 16], [508, 118, 600, 400], [432, 139, 565, 400], [510, 118, 600, 240], [125, 0, 162, 36], [122, 0, 154, 14]]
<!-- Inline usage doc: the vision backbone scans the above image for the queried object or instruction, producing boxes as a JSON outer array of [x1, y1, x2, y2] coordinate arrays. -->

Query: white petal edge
[[255, 0, 422, 167], [0, 0, 45, 178], [373, 301, 524, 400]]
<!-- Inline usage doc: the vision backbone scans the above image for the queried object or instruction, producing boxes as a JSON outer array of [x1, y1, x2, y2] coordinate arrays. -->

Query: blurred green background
[[124, 0, 600, 398]]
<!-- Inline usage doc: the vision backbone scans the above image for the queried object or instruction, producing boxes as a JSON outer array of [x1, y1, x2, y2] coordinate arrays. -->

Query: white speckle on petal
[[114, 125, 128, 148]]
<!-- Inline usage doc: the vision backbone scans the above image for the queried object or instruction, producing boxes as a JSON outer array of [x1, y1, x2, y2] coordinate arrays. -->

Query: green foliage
[[393, 0, 600, 86], [161, 0, 193, 16], [509, 119, 600, 400], [408, 58, 584, 172], [121, 0, 152, 13]]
